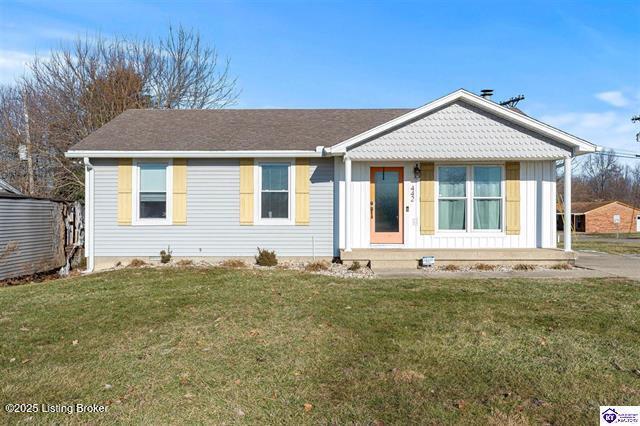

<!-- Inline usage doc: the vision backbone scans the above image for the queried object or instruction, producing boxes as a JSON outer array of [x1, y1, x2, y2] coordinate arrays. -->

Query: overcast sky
[[1, 0, 639, 155]]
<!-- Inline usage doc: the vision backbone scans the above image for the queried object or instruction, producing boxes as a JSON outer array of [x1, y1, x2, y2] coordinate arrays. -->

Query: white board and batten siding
[[92, 158, 334, 258], [334, 159, 557, 252]]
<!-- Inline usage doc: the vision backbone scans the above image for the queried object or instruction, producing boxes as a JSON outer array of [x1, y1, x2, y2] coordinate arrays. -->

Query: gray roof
[[70, 108, 412, 152]]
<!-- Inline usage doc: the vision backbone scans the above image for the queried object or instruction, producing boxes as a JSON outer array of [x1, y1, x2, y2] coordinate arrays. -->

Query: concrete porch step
[[341, 248, 576, 270]]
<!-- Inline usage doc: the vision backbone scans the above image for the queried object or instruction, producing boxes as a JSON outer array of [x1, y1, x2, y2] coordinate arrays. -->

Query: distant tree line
[[0, 26, 238, 200], [558, 152, 640, 209]]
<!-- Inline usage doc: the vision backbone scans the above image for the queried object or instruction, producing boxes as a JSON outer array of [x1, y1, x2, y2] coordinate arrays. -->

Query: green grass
[[1, 268, 639, 424], [561, 240, 640, 254]]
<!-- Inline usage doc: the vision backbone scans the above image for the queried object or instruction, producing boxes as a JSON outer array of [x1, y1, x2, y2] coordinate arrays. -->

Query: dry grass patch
[[175, 259, 194, 267], [550, 263, 572, 270], [512, 264, 536, 271], [305, 260, 330, 272], [473, 263, 496, 271], [219, 259, 247, 269], [348, 261, 362, 272], [441, 264, 460, 272], [128, 258, 147, 268]]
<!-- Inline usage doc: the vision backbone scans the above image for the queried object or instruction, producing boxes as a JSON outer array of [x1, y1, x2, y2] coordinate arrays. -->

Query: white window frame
[[254, 160, 295, 225], [436, 165, 468, 233], [132, 159, 173, 226], [435, 163, 505, 234], [471, 165, 504, 232]]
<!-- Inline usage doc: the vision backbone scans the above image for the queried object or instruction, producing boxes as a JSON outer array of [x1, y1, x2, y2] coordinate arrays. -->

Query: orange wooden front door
[[370, 167, 404, 244]]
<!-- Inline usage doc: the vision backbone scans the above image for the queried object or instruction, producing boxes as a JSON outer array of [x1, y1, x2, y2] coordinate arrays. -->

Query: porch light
[[413, 164, 421, 179]]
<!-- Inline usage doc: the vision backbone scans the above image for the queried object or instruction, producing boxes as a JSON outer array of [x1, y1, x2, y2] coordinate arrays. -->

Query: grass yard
[[1, 268, 639, 424], [561, 240, 640, 255]]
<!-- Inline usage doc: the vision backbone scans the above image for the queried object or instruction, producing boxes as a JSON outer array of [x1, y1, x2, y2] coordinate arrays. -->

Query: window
[[436, 165, 504, 232], [473, 166, 502, 230], [438, 166, 466, 230], [260, 164, 290, 220], [138, 162, 169, 221]]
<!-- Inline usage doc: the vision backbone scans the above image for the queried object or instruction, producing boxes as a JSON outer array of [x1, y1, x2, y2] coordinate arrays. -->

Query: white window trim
[[471, 165, 505, 233], [254, 160, 295, 225], [436, 165, 468, 233], [435, 164, 505, 235], [132, 158, 173, 226]]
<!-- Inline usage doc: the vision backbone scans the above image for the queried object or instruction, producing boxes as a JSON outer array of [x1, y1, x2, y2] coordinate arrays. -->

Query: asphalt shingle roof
[[69, 108, 412, 152]]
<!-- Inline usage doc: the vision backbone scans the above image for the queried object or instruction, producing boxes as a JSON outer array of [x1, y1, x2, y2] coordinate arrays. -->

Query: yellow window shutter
[[172, 159, 187, 225], [117, 159, 132, 225], [505, 161, 521, 235], [295, 158, 310, 225], [420, 162, 435, 235], [239, 159, 254, 225]]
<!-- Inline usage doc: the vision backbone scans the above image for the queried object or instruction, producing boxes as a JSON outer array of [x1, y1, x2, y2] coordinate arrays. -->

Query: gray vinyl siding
[[0, 198, 65, 280], [93, 158, 334, 257]]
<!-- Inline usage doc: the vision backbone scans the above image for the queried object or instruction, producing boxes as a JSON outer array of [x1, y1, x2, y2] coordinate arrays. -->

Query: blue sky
[[1, 0, 639, 154]]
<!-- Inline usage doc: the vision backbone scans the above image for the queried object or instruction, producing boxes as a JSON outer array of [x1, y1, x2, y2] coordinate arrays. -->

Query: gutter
[[66, 150, 325, 159], [83, 157, 94, 274]]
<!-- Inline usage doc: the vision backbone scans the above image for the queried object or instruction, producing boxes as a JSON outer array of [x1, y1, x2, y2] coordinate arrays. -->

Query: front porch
[[340, 248, 577, 270]]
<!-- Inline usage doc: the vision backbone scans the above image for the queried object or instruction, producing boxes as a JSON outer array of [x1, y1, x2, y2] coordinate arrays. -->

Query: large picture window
[[139, 163, 168, 219], [473, 166, 502, 230], [438, 166, 467, 230], [260, 164, 290, 219], [436, 165, 504, 232]]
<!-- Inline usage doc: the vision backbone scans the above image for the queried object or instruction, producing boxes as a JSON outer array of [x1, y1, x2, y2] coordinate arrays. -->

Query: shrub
[[441, 264, 460, 272], [474, 263, 496, 271], [550, 263, 572, 270], [255, 248, 277, 267], [348, 261, 361, 272], [160, 247, 172, 264], [305, 260, 329, 272], [176, 259, 194, 267], [513, 263, 536, 271], [220, 259, 247, 268], [128, 259, 147, 268]]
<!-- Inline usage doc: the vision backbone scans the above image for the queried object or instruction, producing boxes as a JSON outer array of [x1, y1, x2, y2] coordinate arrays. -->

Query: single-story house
[[557, 201, 640, 233], [66, 89, 597, 271]]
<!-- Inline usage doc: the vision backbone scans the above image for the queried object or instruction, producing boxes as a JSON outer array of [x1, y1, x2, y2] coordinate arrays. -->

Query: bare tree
[[581, 152, 626, 201], [0, 25, 238, 199]]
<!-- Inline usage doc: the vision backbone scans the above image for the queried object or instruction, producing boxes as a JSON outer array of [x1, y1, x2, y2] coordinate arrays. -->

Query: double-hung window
[[260, 163, 290, 220], [135, 161, 171, 224], [437, 165, 503, 232], [438, 166, 467, 230], [473, 166, 502, 230]]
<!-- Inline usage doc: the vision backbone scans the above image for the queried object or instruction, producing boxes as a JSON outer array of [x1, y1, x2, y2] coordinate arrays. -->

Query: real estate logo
[[600, 406, 640, 425]]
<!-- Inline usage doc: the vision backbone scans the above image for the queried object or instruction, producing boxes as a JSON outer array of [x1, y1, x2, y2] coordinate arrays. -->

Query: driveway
[[575, 251, 640, 281]]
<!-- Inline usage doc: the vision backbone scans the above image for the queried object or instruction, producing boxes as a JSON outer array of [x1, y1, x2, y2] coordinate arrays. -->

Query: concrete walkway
[[375, 250, 640, 281], [574, 251, 640, 281]]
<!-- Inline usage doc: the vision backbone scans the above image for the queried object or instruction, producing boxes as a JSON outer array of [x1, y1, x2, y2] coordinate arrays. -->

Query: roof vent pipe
[[480, 89, 494, 99]]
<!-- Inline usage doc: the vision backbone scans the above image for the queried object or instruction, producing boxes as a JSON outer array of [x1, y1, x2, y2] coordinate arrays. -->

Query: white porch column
[[344, 156, 352, 252], [564, 156, 572, 252]]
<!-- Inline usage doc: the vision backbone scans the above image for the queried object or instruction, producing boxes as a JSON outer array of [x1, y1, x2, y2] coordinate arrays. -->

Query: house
[[66, 89, 597, 271], [557, 201, 640, 233]]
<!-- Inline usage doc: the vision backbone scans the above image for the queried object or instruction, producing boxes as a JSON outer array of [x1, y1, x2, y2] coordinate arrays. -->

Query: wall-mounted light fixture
[[413, 163, 421, 179]]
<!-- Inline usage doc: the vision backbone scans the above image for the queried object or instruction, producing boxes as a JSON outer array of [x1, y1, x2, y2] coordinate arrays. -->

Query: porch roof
[[345, 100, 572, 161]]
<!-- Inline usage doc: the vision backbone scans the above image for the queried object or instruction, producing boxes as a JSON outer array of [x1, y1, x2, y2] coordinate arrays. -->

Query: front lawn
[[1, 268, 639, 424]]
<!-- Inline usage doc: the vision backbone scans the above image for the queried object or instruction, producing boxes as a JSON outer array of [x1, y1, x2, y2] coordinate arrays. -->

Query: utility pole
[[22, 89, 34, 195]]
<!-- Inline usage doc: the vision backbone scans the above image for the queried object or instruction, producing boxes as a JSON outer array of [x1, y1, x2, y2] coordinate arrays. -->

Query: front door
[[370, 167, 404, 244]]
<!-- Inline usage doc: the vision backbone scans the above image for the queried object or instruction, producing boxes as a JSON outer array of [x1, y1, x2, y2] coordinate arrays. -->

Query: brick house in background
[[557, 201, 640, 233]]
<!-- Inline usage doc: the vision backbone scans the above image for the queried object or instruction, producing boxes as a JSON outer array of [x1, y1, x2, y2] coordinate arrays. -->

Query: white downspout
[[563, 155, 572, 252], [344, 156, 352, 252], [83, 157, 95, 273]]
